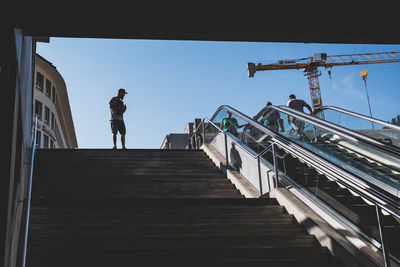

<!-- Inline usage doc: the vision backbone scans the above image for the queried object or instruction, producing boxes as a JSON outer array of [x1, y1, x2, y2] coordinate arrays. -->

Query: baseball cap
[[118, 88, 128, 94]]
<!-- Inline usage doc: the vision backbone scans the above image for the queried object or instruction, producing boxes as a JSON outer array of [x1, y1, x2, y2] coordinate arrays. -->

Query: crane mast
[[247, 52, 400, 111]]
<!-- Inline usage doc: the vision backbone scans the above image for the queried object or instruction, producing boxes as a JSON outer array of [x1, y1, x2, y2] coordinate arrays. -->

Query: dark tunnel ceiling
[[8, 6, 400, 45]]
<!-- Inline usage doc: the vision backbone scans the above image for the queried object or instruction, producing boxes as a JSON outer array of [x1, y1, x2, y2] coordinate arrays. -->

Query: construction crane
[[246, 52, 400, 111]]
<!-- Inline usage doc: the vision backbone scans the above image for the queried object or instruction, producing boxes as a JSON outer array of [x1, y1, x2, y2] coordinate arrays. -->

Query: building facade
[[33, 54, 78, 148]]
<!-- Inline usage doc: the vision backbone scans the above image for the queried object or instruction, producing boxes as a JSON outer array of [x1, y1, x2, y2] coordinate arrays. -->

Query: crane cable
[[356, 45, 374, 121], [359, 69, 374, 128]]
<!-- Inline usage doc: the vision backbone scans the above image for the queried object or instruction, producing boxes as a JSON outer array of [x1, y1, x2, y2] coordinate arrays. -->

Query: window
[[43, 134, 49, 148], [34, 100, 43, 119], [36, 130, 41, 148], [52, 86, 56, 102], [45, 79, 51, 98], [44, 106, 50, 125], [51, 112, 55, 130], [50, 139, 54, 148], [36, 72, 44, 91], [53, 93, 57, 107]]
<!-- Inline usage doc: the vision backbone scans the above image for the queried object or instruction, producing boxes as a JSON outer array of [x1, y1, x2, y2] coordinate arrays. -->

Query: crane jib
[[246, 51, 400, 110]]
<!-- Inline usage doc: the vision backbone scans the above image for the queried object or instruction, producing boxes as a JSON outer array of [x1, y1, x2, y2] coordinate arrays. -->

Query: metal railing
[[197, 105, 400, 267], [202, 118, 279, 194], [22, 114, 39, 267], [278, 105, 400, 159], [314, 105, 400, 132], [188, 117, 292, 194], [254, 105, 400, 161]]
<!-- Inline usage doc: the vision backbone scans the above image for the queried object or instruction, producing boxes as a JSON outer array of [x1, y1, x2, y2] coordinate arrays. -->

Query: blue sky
[[36, 38, 400, 149]]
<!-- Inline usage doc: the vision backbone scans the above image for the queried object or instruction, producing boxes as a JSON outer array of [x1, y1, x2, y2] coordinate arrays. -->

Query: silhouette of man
[[109, 88, 128, 149]]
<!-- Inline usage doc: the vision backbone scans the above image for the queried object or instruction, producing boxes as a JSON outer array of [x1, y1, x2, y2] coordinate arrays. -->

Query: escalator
[[201, 105, 400, 265]]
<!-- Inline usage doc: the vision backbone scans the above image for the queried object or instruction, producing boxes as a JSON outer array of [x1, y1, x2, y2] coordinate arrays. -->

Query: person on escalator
[[286, 94, 312, 114], [260, 102, 284, 133], [250, 102, 284, 142], [286, 94, 312, 140], [221, 111, 245, 137]]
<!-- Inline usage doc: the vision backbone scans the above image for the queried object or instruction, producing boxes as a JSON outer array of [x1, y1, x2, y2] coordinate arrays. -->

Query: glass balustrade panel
[[317, 108, 400, 149]]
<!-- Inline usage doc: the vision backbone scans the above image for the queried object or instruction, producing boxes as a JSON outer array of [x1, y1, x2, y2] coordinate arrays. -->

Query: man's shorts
[[111, 119, 126, 134]]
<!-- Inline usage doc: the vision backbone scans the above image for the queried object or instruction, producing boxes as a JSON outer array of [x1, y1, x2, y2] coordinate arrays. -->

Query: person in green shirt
[[221, 111, 245, 137]]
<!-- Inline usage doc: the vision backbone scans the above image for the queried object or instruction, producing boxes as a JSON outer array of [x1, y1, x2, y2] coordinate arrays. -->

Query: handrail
[[255, 105, 400, 159], [278, 105, 400, 158], [203, 117, 279, 193], [207, 105, 400, 266], [22, 114, 39, 267], [205, 118, 273, 159], [209, 105, 400, 217], [212, 105, 356, 143], [256, 104, 400, 159], [314, 105, 400, 132], [192, 117, 288, 164]]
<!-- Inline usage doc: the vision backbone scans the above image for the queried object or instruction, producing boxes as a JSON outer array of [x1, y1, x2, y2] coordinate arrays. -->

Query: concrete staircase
[[26, 149, 343, 266]]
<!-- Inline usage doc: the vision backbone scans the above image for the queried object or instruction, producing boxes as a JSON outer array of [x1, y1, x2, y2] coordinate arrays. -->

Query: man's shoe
[[112, 146, 117, 149]]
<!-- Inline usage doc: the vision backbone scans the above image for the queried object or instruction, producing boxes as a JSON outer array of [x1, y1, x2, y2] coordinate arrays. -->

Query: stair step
[[29, 197, 280, 207], [29, 203, 285, 214], [33, 183, 237, 191], [29, 225, 304, 235], [26, 247, 341, 267], [33, 178, 232, 186], [32, 196, 279, 205], [30, 215, 295, 226], [35, 148, 207, 154], [26, 246, 332, 261], [34, 174, 228, 180], [34, 172, 225, 177], [29, 228, 306, 238], [36, 154, 213, 159], [35, 159, 218, 165], [334, 195, 366, 205], [32, 192, 245, 200], [28, 233, 318, 249]]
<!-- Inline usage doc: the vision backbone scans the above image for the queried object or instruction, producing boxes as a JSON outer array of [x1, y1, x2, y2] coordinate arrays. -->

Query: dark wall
[[1, 28, 18, 267], [1, 29, 35, 267]]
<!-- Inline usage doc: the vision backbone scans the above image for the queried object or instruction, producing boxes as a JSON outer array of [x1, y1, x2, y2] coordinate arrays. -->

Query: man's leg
[[111, 120, 117, 149], [121, 134, 126, 149], [112, 133, 117, 149], [120, 120, 127, 149]]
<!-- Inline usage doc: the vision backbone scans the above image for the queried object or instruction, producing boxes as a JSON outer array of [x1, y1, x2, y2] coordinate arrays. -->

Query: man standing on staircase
[[109, 88, 128, 149]]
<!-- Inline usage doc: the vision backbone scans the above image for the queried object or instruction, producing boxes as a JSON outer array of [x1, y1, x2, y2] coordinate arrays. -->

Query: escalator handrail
[[254, 104, 400, 160], [209, 105, 400, 219], [204, 117, 273, 159], [314, 105, 400, 132], [278, 105, 400, 159]]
